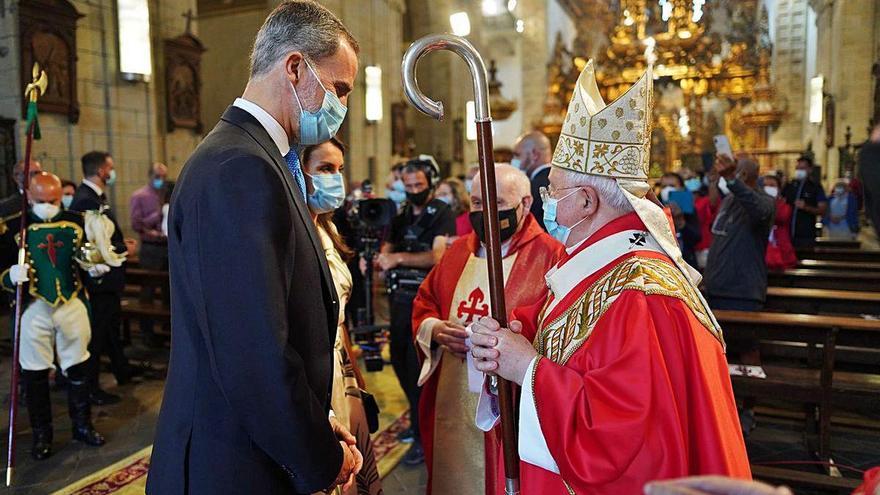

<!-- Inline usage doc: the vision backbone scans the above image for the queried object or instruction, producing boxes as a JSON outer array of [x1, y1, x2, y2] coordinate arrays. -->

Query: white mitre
[[551, 60, 722, 339]]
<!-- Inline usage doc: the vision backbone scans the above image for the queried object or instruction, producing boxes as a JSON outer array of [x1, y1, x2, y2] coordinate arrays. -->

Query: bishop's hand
[[470, 316, 537, 386], [432, 320, 469, 359]]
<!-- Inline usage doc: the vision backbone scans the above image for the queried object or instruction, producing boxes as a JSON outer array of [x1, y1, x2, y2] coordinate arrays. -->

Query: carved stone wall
[[164, 33, 205, 133], [18, 0, 83, 123], [806, 0, 877, 181]]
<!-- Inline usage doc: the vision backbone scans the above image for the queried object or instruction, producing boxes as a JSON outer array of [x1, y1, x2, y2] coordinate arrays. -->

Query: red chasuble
[[411, 213, 564, 495], [506, 213, 750, 494]]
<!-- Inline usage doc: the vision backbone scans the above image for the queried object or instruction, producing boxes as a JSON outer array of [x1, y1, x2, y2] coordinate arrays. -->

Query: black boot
[[65, 363, 106, 447], [22, 369, 53, 460]]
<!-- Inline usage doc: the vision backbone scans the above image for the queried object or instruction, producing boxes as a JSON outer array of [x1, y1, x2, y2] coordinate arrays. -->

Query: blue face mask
[[106, 169, 117, 186], [387, 189, 406, 204], [684, 177, 701, 192], [542, 188, 587, 245], [436, 195, 453, 206], [510, 157, 524, 171], [62, 194, 74, 209], [307, 172, 346, 213], [152, 178, 165, 189], [292, 59, 347, 145]]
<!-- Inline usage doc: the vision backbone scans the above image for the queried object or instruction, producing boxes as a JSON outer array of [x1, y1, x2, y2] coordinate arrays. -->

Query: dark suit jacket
[[146, 106, 343, 495], [69, 184, 127, 293], [529, 165, 551, 231]]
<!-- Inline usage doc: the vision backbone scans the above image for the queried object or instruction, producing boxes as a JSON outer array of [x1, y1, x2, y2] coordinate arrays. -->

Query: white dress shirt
[[82, 178, 104, 197], [232, 98, 291, 157]]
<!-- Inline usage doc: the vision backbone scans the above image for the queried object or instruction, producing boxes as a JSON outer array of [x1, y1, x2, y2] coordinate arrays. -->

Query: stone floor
[[0, 342, 168, 494], [0, 333, 429, 495]]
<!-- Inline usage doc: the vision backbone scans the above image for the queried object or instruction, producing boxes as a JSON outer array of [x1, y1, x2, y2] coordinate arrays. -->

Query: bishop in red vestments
[[411, 164, 563, 495], [470, 61, 750, 494]]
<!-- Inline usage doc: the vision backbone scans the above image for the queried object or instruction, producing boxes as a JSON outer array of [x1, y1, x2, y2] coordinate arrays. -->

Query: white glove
[[88, 263, 111, 278], [9, 264, 29, 284], [162, 203, 170, 216]]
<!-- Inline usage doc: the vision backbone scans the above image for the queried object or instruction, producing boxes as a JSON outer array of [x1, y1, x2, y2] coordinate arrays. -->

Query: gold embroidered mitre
[[551, 60, 652, 180], [550, 60, 725, 347]]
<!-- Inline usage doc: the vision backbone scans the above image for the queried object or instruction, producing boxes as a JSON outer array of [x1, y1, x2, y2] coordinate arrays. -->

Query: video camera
[[347, 197, 397, 372]]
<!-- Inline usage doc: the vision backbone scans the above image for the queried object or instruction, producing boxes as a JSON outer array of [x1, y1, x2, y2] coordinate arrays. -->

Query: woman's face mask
[[306, 172, 346, 213]]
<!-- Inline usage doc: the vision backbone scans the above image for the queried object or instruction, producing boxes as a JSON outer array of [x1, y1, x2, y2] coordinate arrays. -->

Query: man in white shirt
[[148, 2, 363, 494], [69, 151, 134, 405]]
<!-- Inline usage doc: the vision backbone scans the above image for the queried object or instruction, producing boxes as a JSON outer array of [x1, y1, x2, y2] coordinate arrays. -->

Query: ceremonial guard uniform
[[1, 208, 105, 459]]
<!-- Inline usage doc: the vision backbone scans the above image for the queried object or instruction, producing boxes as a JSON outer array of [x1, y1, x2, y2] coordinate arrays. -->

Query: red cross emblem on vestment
[[38, 234, 64, 266], [457, 287, 489, 324]]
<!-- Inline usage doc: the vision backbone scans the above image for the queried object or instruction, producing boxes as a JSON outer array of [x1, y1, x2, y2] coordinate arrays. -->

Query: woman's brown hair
[[439, 177, 470, 217]]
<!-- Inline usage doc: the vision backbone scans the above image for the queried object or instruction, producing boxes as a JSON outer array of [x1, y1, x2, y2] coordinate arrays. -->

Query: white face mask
[[794, 169, 808, 180], [718, 177, 730, 196], [660, 186, 677, 203], [763, 186, 778, 198], [32, 202, 60, 221]]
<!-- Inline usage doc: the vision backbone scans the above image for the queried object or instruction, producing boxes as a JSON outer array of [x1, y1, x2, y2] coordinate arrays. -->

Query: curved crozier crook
[[401, 34, 491, 122]]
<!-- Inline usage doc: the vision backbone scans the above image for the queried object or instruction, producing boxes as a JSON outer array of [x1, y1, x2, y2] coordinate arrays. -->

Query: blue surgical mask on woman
[[62, 194, 74, 209], [306, 172, 346, 213], [291, 59, 347, 145], [684, 177, 701, 192], [152, 178, 165, 189], [542, 188, 588, 245]]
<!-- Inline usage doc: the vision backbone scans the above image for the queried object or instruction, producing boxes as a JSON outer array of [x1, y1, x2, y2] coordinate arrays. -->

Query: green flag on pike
[[26, 100, 41, 140]]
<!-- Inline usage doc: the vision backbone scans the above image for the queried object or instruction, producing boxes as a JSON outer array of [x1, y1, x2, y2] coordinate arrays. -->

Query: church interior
[[1, 0, 880, 494]]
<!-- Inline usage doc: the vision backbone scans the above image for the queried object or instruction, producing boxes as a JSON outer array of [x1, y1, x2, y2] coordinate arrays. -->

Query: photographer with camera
[[375, 156, 456, 465]]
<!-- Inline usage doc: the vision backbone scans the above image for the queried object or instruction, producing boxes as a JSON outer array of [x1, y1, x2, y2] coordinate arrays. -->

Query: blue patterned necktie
[[284, 149, 307, 202]]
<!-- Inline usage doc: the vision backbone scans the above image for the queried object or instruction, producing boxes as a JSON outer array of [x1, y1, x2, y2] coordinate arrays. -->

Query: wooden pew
[[715, 310, 880, 465], [764, 286, 880, 316], [797, 247, 880, 263], [768, 268, 880, 292], [120, 268, 170, 341], [751, 465, 860, 494], [814, 238, 861, 249], [798, 259, 880, 272]]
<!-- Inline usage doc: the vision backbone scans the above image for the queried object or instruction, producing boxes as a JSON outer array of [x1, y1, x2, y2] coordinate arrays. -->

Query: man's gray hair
[[249, 1, 359, 78], [473, 164, 531, 199], [558, 168, 635, 213]]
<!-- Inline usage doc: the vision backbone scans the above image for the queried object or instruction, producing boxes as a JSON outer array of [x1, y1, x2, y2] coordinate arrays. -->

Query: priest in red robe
[[470, 61, 751, 494], [411, 164, 564, 495]]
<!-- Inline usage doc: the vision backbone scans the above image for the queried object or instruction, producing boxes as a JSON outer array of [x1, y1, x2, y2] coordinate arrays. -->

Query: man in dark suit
[[147, 2, 362, 494], [69, 151, 133, 405], [512, 131, 553, 231]]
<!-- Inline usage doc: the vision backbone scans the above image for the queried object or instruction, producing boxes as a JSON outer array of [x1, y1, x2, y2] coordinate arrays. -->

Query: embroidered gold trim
[[535, 256, 719, 366]]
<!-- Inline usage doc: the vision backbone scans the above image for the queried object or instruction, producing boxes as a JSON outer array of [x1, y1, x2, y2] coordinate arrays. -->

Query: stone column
[[807, 0, 877, 181]]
